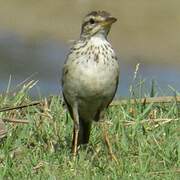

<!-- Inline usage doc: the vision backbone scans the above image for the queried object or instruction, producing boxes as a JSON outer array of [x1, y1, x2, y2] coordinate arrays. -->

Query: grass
[[0, 79, 179, 179]]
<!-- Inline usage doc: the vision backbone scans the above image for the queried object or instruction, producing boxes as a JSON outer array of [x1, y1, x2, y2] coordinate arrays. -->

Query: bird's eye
[[89, 18, 95, 24]]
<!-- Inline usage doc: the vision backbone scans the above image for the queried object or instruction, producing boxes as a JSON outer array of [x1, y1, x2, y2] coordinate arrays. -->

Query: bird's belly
[[74, 61, 118, 97], [78, 96, 108, 121], [68, 62, 118, 120], [63, 57, 119, 121]]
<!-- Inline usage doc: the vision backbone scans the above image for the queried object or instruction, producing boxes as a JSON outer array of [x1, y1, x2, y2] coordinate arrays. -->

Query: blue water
[[0, 32, 179, 97]]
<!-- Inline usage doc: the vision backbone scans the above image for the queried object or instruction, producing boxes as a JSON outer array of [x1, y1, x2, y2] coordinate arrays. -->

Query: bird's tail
[[72, 119, 92, 146]]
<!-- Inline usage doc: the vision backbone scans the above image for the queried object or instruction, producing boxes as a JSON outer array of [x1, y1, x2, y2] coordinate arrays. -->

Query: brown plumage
[[62, 11, 120, 157]]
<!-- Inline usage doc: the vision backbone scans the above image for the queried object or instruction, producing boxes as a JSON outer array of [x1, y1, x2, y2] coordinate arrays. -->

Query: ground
[[0, 80, 179, 179]]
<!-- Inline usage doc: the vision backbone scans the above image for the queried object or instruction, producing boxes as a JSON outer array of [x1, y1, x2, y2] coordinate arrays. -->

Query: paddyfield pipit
[[62, 11, 120, 159]]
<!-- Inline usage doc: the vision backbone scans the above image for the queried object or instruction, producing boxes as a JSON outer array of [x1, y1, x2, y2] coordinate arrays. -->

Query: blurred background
[[0, 0, 180, 97]]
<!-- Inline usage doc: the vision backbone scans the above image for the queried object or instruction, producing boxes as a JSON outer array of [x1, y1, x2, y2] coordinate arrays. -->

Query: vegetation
[[0, 79, 179, 179]]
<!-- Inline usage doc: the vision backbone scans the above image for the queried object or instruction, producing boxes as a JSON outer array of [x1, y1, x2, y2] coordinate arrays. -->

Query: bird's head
[[80, 11, 117, 38]]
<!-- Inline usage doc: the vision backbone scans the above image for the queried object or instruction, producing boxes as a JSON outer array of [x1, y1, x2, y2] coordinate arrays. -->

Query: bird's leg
[[100, 112, 118, 163], [72, 104, 79, 158]]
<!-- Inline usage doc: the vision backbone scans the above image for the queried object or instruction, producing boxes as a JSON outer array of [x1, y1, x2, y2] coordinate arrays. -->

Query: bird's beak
[[101, 17, 117, 27]]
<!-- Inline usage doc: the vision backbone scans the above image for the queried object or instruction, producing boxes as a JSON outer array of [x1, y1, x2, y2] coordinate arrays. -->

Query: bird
[[62, 11, 120, 159]]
